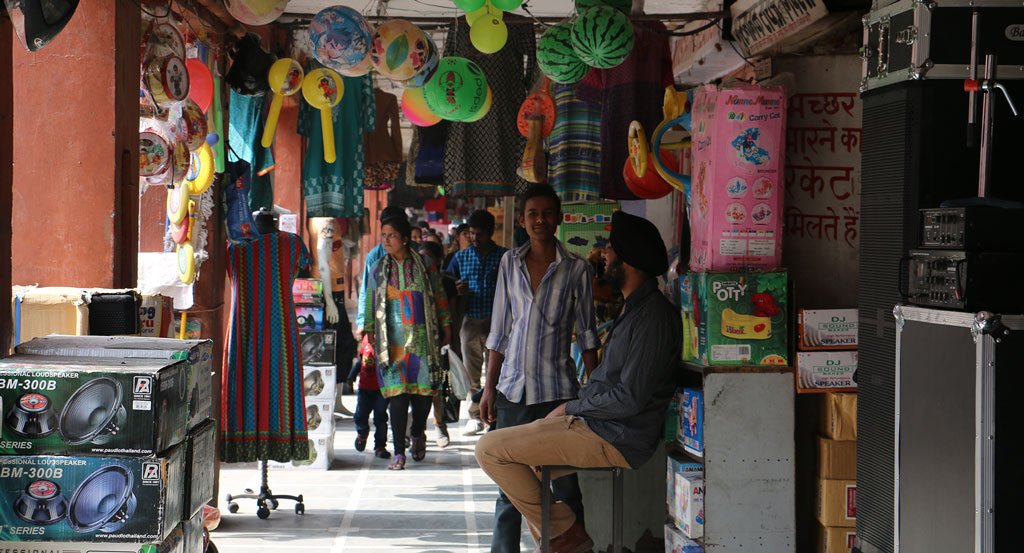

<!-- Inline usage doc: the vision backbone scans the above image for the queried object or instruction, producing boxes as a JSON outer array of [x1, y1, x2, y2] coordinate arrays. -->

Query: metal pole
[[967, 10, 979, 147], [978, 54, 997, 198]]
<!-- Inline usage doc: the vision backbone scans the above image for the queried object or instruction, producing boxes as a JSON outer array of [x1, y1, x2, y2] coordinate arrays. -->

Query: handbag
[[442, 380, 461, 424]]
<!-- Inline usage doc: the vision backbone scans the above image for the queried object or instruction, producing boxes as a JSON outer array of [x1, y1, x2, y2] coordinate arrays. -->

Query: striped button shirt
[[486, 240, 600, 405]]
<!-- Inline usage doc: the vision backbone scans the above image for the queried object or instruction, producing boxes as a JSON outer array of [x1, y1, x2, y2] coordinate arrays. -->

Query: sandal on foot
[[354, 434, 368, 452], [388, 454, 406, 470], [410, 435, 426, 462]]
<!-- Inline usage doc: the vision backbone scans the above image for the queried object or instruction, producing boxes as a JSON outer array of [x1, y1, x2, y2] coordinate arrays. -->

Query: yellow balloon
[[470, 15, 508, 54], [466, 5, 489, 26]]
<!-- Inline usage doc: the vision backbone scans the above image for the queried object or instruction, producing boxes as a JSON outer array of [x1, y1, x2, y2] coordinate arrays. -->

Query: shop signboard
[[731, 0, 829, 55]]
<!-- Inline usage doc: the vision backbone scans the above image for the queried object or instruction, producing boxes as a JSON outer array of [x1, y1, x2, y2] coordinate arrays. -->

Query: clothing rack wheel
[[224, 459, 306, 519]]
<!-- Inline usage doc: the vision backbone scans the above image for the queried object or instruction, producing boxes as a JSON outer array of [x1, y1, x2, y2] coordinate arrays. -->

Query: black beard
[[606, 259, 626, 293]]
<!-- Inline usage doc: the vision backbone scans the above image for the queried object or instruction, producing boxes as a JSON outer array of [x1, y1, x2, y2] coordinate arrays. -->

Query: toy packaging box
[[269, 433, 335, 471], [292, 279, 324, 306], [0, 445, 185, 542], [15, 335, 214, 432], [689, 83, 787, 272], [797, 351, 858, 393], [0, 355, 188, 456], [139, 295, 174, 338], [798, 309, 858, 350], [667, 454, 703, 518], [184, 420, 215, 520], [684, 271, 789, 366], [679, 388, 704, 456], [556, 202, 618, 259], [665, 392, 681, 444], [679, 275, 698, 362], [299, 330, 336, 366], [304, 398, 336, 437], [673, 471, 705, 539], [665, 523, 703, 552], [295, 306, 325, 332], [302, 365, 336, 403]]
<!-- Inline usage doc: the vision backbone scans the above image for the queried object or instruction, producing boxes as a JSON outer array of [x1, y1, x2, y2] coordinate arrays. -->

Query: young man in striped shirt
[[480, 184, 600, 553]]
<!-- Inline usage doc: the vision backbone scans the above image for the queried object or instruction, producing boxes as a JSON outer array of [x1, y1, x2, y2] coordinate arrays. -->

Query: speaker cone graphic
[[68, 465, 137, 533], [6, 393, 59, 438], [306, 405, 322, 431], [301, 333, 326, 363], [303, 370, 325, 397], [58, 377, 127, 445], [13, 480, 68, 525]]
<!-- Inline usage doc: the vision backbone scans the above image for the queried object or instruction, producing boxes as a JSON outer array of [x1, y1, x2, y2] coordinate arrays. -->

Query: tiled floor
[[212, 394, 527, 553]]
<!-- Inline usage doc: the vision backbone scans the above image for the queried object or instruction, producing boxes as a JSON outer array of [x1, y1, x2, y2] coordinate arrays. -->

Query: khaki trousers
[[460, 316, 490, 419], [475, 416, 630, 542]]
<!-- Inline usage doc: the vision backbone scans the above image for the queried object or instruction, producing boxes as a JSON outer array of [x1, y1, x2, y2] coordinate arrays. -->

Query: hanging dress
[[298, 68, 376, 218], [221, 231, 311, 463], [228, 90, 275, 212], [364, 88, 403, 191], [442, 14, 537, 197], [548, 83, 603, 201]]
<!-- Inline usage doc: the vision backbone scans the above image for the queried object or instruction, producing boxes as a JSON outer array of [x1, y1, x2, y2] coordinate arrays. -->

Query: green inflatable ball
[[491, 0, 523, 9], [424, 57, 490, 122], [537, 21, 589, 84], [574, 0, 632, 14], [571, 6, 634, 69], [454, 0, 487, 12]]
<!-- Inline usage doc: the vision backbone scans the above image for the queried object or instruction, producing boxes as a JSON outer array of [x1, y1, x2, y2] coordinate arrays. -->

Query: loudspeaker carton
[[683, 272, 789, 366], [302, 365, 336, 403], [817, 478, 857, 527], [818, 523, 856, 553], [184, 420, 215, 520], [292, 279, 324, 306], [11, 525, 185, 553], [820, 393, 857, 440], [0, 445, 185, 543], [15, 335, 213, 432], [184, 509, 203, 553], [798, 309, 858, 350], [299, 330, 336, 366], [304, 399, 335, 437], [0, 355, 189, 456], [268, 433, 335, 471], [295, 306, 325, 331], [797, 351, 858, 393]]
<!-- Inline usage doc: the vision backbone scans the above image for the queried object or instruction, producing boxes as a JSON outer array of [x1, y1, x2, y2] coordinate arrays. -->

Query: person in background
[[443, 224, 471, 271], [355, 206, 407, 334], [424, 232, 443, 246], [447, 210, 507, 436], [419, 240, 458, 447], [476, 211, 680, 553], [411, 226, 424, 244], [364, 216, 452, 470], [480, 184, 600, 553]]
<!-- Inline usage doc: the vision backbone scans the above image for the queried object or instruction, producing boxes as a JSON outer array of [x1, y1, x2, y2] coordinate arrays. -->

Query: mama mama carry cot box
[[14, 335, 213, 432], [689, 84, 787, 272], [0, 445, 185, 542], [0, 355, 188, 456], [673, 472, 704, 539], [665, 522, 703, 552]]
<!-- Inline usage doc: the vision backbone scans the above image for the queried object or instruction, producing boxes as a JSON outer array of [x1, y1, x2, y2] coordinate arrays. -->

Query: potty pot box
[[0, 445, 185, 542], [14, 335, 213, 432], [683, 271, 789, 366], [0, 355, 188, 456]]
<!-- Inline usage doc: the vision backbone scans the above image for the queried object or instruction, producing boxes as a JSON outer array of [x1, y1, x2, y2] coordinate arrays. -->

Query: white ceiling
[[284, 0, 713, 19]]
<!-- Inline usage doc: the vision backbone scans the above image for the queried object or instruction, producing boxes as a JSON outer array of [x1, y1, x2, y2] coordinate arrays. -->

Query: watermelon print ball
[[537, 21, 589, 84], [571, 6, 634, 69]]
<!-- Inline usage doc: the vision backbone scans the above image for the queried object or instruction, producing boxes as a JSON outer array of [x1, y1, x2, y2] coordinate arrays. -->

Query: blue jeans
[[490, 393, 584, 553], [353, 388, 389, 449]]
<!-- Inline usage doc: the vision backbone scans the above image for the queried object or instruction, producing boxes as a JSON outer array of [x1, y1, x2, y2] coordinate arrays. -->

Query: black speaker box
[[88, 292, 142, 336], [857, 79, 1024, 553]]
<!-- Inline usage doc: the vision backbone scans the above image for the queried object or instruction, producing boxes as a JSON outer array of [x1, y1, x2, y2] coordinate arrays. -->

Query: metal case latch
[[972, 311, 1009, 343]]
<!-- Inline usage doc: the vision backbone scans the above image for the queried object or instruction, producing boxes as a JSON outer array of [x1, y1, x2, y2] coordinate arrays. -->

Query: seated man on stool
[[475, 211, 681, 553]]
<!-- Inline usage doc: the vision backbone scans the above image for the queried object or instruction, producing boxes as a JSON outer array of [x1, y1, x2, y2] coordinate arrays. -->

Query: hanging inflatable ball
[[223, 0, 287, 26], [470, 14, 508, 54], [571, 6, 634, 69], [464, 86, 493, 122], [537, 21, 589, 84], [453, 0, 487, 11], [423, 57, 489, 122], [574, 0, 632, 14], [402, 87, 442, 127], [370, 20, 431, 82], [403, 33, 440, 88], [491, 0, 523, 9], [309, 6, 373, 73]]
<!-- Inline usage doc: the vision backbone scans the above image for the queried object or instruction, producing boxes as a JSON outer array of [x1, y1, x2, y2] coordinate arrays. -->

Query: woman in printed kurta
[[221, 230, 311, 464], [364, 217, 451, 470]]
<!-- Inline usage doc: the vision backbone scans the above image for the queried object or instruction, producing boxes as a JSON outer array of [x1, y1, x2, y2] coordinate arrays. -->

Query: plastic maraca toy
[[301, 68, 345, 163], [261, 58, 304, 147]]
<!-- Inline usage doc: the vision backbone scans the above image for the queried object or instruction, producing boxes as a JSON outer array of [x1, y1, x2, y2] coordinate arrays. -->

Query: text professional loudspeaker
[[67, 465, 137, 534], [58, 378, 127, 446]]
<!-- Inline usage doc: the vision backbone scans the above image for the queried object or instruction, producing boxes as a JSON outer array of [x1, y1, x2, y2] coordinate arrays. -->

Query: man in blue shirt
[[448, 210, 508, 435]]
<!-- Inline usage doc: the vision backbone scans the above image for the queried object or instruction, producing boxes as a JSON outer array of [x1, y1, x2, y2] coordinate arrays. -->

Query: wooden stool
[[540, 465, 624, 553]]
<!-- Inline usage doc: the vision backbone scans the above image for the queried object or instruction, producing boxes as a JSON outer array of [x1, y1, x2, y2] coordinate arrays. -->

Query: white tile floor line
[[461, 447, 480, 553], [328, 431, 373, 553]]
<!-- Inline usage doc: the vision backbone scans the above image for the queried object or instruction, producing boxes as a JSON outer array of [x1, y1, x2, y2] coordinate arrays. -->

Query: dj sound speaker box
[[857, 80, 1024, 553], [87, 292, 141, 336], [893, 306, 1024, 553]]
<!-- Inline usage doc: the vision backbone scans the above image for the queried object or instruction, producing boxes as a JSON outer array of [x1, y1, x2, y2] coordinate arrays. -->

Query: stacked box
[[16, 525, 186, 553], [300, 330, 337, 366], [667, 454, 703, 524], [270, 433, 335, 471], [292, 279, 324, 306], [815, 392, 857, 551], [184, 420, 216, 519], [139, 295, 174, 338], [295, 306, 325, 331], [797, 309, 858, 393], [682, 271, 789, 366], [665, 523, 703, 552], [819, 524, 856, 553], [673, 472, 704, 539], [679, 388, 704, 456]]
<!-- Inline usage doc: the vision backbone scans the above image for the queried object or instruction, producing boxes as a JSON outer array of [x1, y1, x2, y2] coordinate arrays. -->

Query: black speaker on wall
[[856, 79, 1024, 553], [58, 377, 127, 446], [67, 465, 137, 533]]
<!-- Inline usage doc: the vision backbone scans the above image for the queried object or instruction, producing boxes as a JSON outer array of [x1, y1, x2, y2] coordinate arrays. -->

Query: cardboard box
[[673, 472, 704, 538], [302, 365, 336, 403], [817, 478, 856, 527], [819, 523, 856, 553], [10, 286, 90, 347], [679, 275, 699, 363], [184, 509, 204, 553], [667, 454, 703, 520], [683, 272, 789, 366], [295, 306, 325, 332], [689, 84, 786, 272], [665, 392, 681, 444], [798, 309, 858, 351], [269, 433, 335, 471], [556, 202, 618, 258], [15, 335, 214, 432], [680, 388, 704, 456], [139, 295, 174, 338], [821, 393, 857, 440], [817, 436, 856, 480], [13, 526, 185, 553], [304, 398, 336, 437], [299, 330, 336, 366], [665, 522, 704, 552], [184, 420, 215, 520], [797, 351, 857, 393], [0, 445, 185, 542], [0, 355, 188, 456], [292, 279, 324, 306]]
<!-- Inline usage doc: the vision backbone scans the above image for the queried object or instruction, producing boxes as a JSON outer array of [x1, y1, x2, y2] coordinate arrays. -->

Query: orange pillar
[[11, 0, 140, 288]]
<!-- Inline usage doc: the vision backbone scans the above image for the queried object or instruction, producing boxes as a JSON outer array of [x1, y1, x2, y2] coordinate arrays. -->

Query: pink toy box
[[689, 84, 787, 272]]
